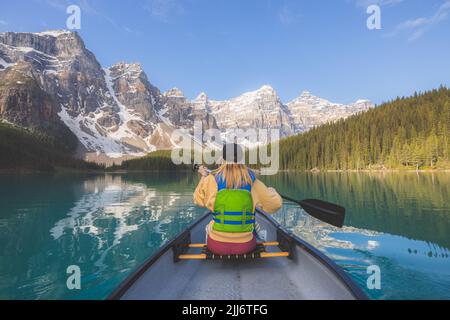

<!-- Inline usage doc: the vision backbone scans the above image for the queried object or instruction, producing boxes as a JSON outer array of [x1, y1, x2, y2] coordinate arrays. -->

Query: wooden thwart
[[187, 242, 280, 248], [260, 252, 290, 258], [178, 250, 289, 260], [261, 242, 280, 247], [173, 228, 294, 263], [188, 244, 208, 248], [179, 254, 207, 260]]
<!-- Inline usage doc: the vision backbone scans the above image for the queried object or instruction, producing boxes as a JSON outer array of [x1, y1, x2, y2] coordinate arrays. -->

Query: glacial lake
[[0, 172, 449, 300]]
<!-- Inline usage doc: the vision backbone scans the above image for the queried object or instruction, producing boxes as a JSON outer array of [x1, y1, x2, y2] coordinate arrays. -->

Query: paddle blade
[[298, 199, 346, 228]]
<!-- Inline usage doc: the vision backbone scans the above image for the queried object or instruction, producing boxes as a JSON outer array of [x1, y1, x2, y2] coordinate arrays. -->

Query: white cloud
[[387, 0, 450, 41], [278, 3, 301, 26], [401, 17, 428, 28], [37, 0, 123, 31], [408, 28, 426, 41], [143, 0, 184, 23], [123, 26, 142, 36], [40, 0, 67, 10], [39, 0, 96, 14], [0, 20, 8, 26], [355, 0, 404, 7]]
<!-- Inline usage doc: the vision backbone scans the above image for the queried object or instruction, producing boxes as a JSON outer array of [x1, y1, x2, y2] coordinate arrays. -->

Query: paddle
[[193, 164, 346, 228], [279, 195, 345, 228]]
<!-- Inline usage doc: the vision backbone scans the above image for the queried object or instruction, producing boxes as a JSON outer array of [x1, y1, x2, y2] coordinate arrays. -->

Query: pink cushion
[[207, 235, 257, 255]]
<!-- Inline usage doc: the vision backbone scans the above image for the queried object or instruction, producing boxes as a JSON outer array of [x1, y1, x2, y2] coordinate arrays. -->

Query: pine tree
[[277, 87, 450, 170]]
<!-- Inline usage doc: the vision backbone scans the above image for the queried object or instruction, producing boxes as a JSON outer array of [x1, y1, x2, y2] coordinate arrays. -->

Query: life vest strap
[[213, 218, 255, 225], [212, 211, 255, 216]]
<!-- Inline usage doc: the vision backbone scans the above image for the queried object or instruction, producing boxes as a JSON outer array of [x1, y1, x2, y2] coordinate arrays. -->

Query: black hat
[[222, 143, 243, 163]]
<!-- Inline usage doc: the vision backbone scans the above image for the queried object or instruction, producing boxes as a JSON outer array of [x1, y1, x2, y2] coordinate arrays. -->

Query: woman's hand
[[268, 187, 277, 192], [198, 165, 209, 178]]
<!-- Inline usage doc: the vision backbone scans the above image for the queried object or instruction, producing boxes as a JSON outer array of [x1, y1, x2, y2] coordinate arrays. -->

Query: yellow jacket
[[193, 174, 282, 243]]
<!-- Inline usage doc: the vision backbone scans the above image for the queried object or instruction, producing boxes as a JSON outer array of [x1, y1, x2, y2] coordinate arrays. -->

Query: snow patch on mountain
[[104, 68, 143, 139], [157, 107, 172, 125], [58, 106, 126, 157], [0, 56, 15, 70], [37, 30, 73, 37]]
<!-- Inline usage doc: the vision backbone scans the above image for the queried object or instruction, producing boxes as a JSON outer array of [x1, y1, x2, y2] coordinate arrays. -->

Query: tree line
[[278, 86, 450, 170], [0, 122, 103, 172], [113, 150, 192, 171], [6, 86, 444, 172], [113, 86, 450, 171]]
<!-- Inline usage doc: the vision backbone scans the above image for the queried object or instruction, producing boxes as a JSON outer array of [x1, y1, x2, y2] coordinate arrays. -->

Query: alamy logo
[[170, 121, 280, 175], [66, 265, 81, 290], [367, 265, 381, 290], [66, 5, 81, 30], [367, 5, 382, 30]]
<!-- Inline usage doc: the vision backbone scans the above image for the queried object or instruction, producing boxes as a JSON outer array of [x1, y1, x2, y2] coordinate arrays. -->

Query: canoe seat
[[172, 228, 295, 262], [176, 242, 290, 261]]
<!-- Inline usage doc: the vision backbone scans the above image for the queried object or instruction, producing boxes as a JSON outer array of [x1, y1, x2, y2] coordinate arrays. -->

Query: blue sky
[[0, 0, 449, 104]]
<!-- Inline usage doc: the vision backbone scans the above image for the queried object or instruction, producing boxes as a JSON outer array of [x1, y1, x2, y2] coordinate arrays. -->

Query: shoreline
[[1, 168, 450, 174], [310, 169, 450, 173]]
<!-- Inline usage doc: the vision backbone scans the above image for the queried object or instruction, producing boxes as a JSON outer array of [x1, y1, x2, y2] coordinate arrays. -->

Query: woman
[[193, 143, 282, 255]]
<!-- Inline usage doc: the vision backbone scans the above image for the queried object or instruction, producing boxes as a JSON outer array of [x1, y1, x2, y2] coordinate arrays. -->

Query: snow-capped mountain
[[160, 85, 373, 141], [0, 30, 374, 161], [209, 85, 294, 136], [287, 91, 373, 132], [0, 31, 177, 159]]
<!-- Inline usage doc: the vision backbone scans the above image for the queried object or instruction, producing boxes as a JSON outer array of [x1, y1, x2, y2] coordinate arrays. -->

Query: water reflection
[[0, 173, 204, 300], [0, 172, 449, 300], [273, 200, 450, 300], [262, 172, 450, 249], [275, 203, 382, 254]]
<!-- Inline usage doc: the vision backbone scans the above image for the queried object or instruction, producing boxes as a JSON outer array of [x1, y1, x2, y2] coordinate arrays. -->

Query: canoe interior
[[110, 211, 367, 300]]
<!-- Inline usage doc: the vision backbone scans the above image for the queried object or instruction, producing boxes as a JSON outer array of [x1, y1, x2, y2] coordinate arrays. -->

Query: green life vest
[[212, 171, 256, 233]]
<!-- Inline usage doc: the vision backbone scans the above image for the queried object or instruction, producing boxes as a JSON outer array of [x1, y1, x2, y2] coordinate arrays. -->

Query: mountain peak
[[288, 91, 325, 104], [36, 30, 75, 38], [241, 85, 277, 98], [195, 92, 208, 101], [0, 30, 88, 58], [165, 87, 185, 98], [258, 85, 275, 92], [107, 62, 147, 83], [110, 62, 143, 72], [300, 90, 313, 97]]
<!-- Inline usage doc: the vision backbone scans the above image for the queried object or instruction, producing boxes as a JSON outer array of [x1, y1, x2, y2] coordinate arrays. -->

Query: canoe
[[108, 209, 368, 300]]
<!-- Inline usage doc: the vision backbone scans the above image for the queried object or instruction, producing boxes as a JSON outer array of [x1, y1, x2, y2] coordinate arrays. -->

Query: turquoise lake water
[[0, 172, 449, 299]]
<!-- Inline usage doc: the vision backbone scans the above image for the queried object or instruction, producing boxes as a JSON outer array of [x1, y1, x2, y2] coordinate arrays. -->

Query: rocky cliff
[[0, 30, 374, 161]]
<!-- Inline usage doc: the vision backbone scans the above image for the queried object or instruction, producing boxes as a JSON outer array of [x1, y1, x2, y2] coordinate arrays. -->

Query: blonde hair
[[214, 162, 253, 189]]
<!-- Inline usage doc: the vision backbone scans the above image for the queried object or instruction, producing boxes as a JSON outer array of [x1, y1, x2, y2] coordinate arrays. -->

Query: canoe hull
[[109, 211, 368, 300]]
